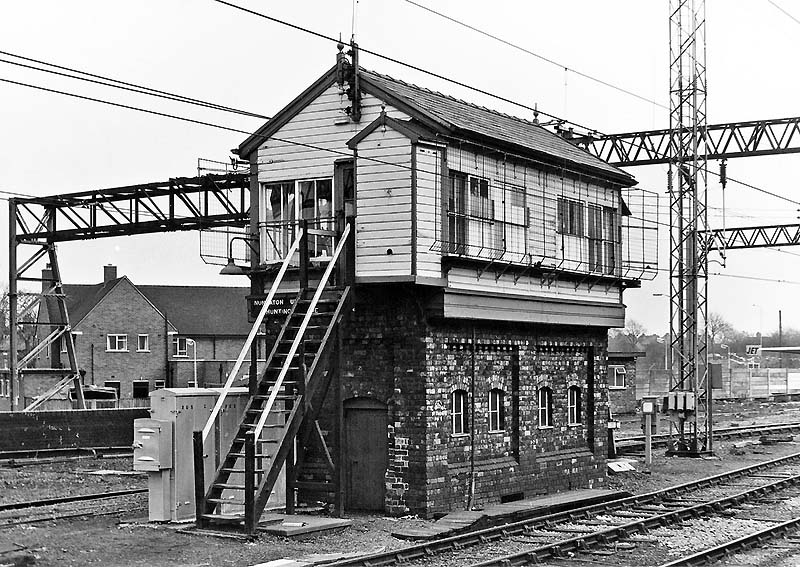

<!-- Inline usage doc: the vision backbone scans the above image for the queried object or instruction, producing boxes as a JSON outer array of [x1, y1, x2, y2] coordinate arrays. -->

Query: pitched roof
[[138, 285, 251, 336], [58, 279, 251, 336], [360, 70, 634, 184], [239, 64, 634, 185], [63, 279, 123, 325]]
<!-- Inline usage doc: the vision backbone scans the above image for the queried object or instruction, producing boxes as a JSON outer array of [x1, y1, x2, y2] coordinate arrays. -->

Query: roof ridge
[[362, 68, 545, 130]]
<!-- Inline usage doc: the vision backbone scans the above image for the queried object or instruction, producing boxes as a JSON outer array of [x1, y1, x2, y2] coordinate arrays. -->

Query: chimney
[[103, 264, 117, 283], [42, 264, 53, 292]]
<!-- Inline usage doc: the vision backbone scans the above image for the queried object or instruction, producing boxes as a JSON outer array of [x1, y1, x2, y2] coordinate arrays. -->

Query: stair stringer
[[251, 286, 352, 522], [200, 290, 304, 517]]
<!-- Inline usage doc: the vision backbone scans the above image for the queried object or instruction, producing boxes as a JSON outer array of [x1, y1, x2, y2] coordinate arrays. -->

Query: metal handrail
[[200, 228, 304, 442], [251, 222, 351, 442]]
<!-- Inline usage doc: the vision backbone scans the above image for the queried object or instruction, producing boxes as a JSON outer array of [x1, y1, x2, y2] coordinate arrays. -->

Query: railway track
[[615, 421, 800, 454], [329, 452, 800, 567], [0, 488, 147, 528]]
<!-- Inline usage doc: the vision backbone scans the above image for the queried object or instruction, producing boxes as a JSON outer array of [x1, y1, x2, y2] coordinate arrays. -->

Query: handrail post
[[346, 216, 356, 286], [244, 430, 256, 535], [193, 431, 206, 528], [249, 335, 258, 397], [299, 219, 309, 294]]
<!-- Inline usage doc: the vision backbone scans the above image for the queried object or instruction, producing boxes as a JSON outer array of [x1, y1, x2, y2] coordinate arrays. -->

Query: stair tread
[[207, 498, 245, 505], [213, 483, 246, 490], [221, 467, 265, 473], [229, 452, 271, 458], [201, 513, 244, 523]]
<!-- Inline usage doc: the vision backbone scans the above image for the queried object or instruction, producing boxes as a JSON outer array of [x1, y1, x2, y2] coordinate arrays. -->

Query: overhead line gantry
[[8, 172, 250, 411]]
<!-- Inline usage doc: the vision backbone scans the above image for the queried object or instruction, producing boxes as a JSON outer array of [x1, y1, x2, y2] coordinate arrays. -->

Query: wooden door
[[344, 398, 387, 511]]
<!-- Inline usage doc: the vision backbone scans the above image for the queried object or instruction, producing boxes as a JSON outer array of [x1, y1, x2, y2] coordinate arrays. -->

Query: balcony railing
[[259, 217, 338, 265]]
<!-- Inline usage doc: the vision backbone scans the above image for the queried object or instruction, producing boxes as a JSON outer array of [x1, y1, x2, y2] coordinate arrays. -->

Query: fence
[[0, 408, 148, 453], [637, 366, 800, 401]]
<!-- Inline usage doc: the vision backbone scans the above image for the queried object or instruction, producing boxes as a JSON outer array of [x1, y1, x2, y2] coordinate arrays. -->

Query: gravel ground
[[2, 402, 800, 567]]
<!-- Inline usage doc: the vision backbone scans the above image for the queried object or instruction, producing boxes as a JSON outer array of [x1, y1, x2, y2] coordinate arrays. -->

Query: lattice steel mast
[[668, 0, 711, 455]]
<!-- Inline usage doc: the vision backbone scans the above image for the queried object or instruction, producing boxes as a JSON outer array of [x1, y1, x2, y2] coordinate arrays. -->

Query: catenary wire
[[0, 52, 269, 120], [5, 34, 795, 210], [210, 0, 603, 134], [5, 75, 800, 285], [767, 0, 800, 26], [401, 0, 667, 110]]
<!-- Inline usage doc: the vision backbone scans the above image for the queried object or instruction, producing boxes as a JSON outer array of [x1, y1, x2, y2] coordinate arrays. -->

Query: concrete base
[[392, 488, 630, 541], [258, 514, 353, 538]]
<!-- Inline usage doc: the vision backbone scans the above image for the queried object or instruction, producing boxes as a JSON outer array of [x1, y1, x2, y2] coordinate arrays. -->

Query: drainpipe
[[467, 325, 477, 510]]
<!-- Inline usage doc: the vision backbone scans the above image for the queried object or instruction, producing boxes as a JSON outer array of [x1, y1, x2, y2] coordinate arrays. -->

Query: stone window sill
[[537, 425, 554, 430], [609, 386, 627, 390]]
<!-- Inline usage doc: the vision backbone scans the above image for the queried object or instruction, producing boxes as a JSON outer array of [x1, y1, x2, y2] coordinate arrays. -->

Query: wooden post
[[299, 219, 309, 295], [249, 335, 258, 397], [193, 431, 206, 528], [244, 430, 256, 535], [334, 326, 344, 517]]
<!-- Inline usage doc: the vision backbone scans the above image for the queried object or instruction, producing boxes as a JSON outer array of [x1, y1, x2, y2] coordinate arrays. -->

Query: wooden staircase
[[194, 221, 352, 535]]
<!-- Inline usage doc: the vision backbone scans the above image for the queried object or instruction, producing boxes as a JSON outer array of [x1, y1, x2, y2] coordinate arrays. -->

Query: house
[[31, 265, 253, 408], [607, 350, 646, 414], [198, 46, 653, 528]]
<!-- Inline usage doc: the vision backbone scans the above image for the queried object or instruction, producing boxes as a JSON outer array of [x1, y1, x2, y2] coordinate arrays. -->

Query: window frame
[[488, 388, 505, 432], [537, 387, 553, 428], [132, 380, 150, 399], [106, 334, 128, 353], [451, 389, 469, 436], [104, 380, 121, 400], [609, 365, 627, 389], [557, 198, 584, 237], [568, 386, 582, 425], [173, 336, 188, 357], [137, 334, 150, 352]]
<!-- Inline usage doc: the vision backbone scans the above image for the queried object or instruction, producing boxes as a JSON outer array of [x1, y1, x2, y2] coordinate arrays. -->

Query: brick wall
[[72, 279, 170, 399], [283, 285, 612, 517], [608, 356, 638, 414], [424, 321, 608, 516]]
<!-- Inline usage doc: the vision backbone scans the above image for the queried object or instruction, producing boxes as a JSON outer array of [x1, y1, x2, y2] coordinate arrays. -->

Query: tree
[[610, 319, 648, 350], [0, 288, 40, 363], [708, 312, 734, 350]]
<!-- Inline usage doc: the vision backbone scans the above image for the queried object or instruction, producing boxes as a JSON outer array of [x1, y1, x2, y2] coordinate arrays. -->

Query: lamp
[[219, 235, 258, 275]]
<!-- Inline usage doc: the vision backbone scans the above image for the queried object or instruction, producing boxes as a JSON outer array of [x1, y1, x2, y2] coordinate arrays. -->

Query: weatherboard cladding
[[239, 64, 634, 185], [360, 69, 633, 184]]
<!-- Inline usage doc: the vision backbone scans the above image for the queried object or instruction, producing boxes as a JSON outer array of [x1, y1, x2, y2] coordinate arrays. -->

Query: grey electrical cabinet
[[133, 419, 173, 472]]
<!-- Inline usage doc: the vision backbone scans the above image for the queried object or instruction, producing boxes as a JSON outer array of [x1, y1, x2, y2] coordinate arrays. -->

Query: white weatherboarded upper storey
[[239, 64, 643, 328]]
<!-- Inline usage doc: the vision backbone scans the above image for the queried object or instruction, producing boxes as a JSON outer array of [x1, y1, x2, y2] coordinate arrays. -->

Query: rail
[[328, 451, 800, 567], [200, 229, 304, 442], [251, 222, 351, 442]]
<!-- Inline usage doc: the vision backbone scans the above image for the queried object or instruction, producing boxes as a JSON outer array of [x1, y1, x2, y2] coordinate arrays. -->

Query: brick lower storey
[[289, 286, 611, 518]]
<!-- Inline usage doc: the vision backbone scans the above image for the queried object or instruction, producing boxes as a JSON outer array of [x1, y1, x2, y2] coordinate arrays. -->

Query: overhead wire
[[767, 0, 800, 26], [209, 0, 800, 208], [401, 0, 667, 110], [210, 0, 602, 134], [0, 50, 270, 120]]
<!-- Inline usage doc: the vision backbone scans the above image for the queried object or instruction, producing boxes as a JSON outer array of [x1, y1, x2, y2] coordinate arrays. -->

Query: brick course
[[289, 284, 612, 517]]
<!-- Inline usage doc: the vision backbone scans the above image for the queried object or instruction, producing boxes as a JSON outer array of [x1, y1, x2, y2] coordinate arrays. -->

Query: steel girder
[[701, 223, 800, 250], [12, 173, 249, 243], [587, 116, 800, 167]]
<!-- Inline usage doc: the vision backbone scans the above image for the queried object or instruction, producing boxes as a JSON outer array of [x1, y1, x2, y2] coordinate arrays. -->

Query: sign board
[[247, 294, 296, 322], [745, 344, 761, 356]]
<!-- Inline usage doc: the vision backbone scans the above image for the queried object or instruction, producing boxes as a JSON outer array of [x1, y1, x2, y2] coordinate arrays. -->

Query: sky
[[2, 1, 800, 338]]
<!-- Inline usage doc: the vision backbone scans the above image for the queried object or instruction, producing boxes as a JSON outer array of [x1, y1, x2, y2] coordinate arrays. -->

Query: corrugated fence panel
[[0, 408, 148, 452]]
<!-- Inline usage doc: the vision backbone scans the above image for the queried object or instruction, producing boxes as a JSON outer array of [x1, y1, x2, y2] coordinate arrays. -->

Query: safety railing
[[200, 228, 304, 443], [250, 222, 351, 442]]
